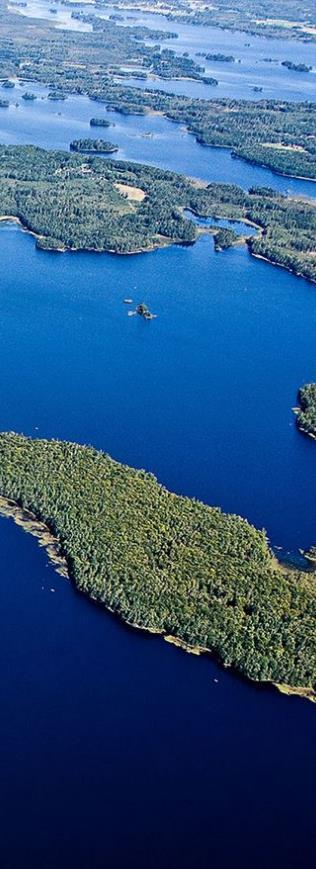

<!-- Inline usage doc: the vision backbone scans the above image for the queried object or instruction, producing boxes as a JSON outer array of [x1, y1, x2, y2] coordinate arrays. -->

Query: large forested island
[[0, 431, 314, 699], [0, 145, 315, 280], [295, 384, 316, 439]]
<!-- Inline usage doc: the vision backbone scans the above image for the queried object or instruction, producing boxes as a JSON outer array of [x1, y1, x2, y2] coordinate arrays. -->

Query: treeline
[[69, 138, 118, 153], [0, 431, 315, 694], [213, 227, 240, 250], [295, 383, 316, 439], [103, 0, 316, 42], [0, 1, 213, 91], [0, 145, 314, 279]]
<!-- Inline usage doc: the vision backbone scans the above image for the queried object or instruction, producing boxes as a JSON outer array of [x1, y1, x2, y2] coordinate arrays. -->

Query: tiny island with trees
[[70, 138, 119, 154]]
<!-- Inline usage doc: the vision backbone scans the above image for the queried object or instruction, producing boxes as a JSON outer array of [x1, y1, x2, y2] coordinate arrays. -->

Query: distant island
[[0, 431, 315, 701], [47, 91, 66, 101], [0, 1, 315, 179], [281, 60, 312, 72], [90, 118, 111, 128], [69, 138, 119, 154], [22, 91, 37, 101], [0, 0, 314, 179], [95, 0, 316, 43], [295, 383, 316, 439], [199, 52, 235, 63]]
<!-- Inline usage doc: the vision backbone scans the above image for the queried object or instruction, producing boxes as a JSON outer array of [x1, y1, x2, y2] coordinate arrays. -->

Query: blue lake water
[[1, 515, 316, 869], [19, 0, 316, 102], [1, 80, 316, 198], [0, 7, 316, 868], [0, 222, 315, 553]]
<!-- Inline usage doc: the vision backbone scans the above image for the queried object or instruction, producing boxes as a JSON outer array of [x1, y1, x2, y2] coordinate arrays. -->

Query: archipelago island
[[0, 144, 315, 282], [0, 431, 315, 701]]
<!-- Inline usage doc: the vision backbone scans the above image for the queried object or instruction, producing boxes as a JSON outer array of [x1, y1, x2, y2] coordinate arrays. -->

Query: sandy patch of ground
[[255, 18, 316, 35], [262, 143, 307, 153], [115, 183, 146, 202]]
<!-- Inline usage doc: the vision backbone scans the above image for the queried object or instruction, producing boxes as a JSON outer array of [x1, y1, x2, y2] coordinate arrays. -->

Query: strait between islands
[[0, 431, 315, 702]]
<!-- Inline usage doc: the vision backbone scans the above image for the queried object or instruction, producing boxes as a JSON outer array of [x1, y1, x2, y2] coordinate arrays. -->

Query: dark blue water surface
[[0, 7, 316, 868], [1, 515, 316, 869], [0, 224, 315, 553]]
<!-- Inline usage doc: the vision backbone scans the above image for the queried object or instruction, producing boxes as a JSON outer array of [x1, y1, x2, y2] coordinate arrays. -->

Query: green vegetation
[[90, 117, 111, 127], [22, 92, 37, 101], [0, 144, 314, 278], [281, 60, 312, 72], [1, 0, 315, 178], [295, 383, 316, 439], [69, 137, 118, 153], [5, 0, 214, 87], [0, 431, 315, 696], [47, 91, 66, 100], [198, 52, 235, 63], [100, 0, 316, 42], [213, 227, 240, 250], [141, 47, 217, 84]]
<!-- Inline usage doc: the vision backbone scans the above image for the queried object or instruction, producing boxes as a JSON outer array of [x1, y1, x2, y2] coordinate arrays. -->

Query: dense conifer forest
[[0, 432, 315, 697], [0, 145, 314, 280], [295, 384, 316, 439]]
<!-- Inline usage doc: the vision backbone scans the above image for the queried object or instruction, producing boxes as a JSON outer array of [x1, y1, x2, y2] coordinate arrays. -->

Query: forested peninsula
[[1, 0, 316, 180], [0, 432, 314, 700], [0, 145, 315, 281], [295, 384, 316, 439]]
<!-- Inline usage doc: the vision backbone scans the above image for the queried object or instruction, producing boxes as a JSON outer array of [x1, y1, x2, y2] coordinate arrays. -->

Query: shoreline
[[9, 75, 316, 185], [0, 496, 68, 578], [0, 494, 314, 704], [1, 214, 315, 284], [250, 250, 316, 285], [182, 135, 316, 185]]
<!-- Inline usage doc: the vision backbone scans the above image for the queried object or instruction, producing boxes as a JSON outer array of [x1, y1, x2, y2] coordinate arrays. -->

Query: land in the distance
[[0, 144, 315, 281], [1, 0, 316, 180], [0, 431, 315, 699], [69, 137, 119, 153], [93, 0, 316, 42]]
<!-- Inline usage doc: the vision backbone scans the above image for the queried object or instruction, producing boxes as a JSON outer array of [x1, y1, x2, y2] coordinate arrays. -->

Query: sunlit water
[[16, 0, 316, 102], [0, 7, 316, 868], [1, 80, 315, 198]]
